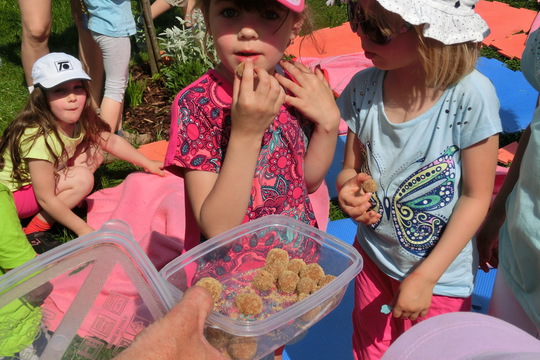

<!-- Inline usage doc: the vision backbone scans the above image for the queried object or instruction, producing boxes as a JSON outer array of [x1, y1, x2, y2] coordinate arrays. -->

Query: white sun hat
[[376, 0, 490, 44], [31, 52, 91, 89]]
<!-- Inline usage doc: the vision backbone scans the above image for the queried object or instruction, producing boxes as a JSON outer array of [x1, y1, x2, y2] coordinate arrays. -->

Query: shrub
[[158, 10, 217, 95]]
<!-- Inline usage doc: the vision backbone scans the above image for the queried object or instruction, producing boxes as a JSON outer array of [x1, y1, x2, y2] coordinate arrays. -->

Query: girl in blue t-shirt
[[335, 0, 502, 358]]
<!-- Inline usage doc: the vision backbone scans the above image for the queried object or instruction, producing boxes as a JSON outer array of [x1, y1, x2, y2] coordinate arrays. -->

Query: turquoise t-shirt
[[84, 0, 136, 37], [498, 28, 540, 329], [337, 67, 502, 297]]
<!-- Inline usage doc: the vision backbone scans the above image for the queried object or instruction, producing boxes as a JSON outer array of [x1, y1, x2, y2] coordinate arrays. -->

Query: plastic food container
[[0, 220, 175, 360], [159, 215, 363, 360]]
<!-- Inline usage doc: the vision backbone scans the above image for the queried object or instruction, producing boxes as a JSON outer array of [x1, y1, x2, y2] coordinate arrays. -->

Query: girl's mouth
[[235, 52, 260, 62]]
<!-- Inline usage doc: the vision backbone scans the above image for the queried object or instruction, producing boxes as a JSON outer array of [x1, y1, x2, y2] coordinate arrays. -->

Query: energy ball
[[297, 277, 317, 294], [228, 336, 258, 360], [235, 293, 263, 316], [235, 62, 246, 78], [205, 327, 232, 352], [296, 292, 310, 302], [252, 269, 274, 291], [318, 274, 336, 288], [277, 270, 299, 293], [287, 258, 306, 275], [299, 263, 325, 283], [195, 277, 223, 303], [266, 248, 290, 265], [362, 178, 378, 193], [264, 259, 288, 280]]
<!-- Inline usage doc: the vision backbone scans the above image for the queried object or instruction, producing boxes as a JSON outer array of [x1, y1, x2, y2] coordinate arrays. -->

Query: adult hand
[[114, 286, 227, 360]]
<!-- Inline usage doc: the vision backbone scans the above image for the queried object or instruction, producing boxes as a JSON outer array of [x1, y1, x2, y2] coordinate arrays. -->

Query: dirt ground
[[122, 64, 173, 142]]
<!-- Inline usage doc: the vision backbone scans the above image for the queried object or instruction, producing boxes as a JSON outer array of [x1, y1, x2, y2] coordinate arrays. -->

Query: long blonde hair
[[362, 0, 479, 89], [0, 81, 110, 183]]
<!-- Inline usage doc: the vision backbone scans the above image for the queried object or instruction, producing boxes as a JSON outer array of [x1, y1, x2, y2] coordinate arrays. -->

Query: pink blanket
[[86, 171, 200, 270]]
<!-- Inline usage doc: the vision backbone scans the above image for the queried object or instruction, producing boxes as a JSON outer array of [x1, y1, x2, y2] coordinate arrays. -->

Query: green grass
[[0, 0, 538, 230]]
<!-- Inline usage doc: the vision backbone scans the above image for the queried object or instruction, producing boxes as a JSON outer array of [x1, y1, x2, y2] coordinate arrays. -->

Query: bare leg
[[183, 0, 196, 26], [150, 0, 173, 19], [99, 97, 124, 133], [37, 166, 95, 225], [18, 0, 52, 87], [70, 0, 103, 110]]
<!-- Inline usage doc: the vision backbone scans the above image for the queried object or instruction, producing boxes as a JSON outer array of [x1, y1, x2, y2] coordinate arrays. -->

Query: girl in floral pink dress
[[165, 0, 340, 241]]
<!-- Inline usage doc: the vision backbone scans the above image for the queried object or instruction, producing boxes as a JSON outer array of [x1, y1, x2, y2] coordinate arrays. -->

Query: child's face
[[46, 80, 87, 135], [206, 0, 302, 81], [351, 3, 420, 71]]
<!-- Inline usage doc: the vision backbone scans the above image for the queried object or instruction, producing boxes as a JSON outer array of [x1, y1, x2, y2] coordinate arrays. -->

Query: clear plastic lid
[[0, 220, 175, 359]]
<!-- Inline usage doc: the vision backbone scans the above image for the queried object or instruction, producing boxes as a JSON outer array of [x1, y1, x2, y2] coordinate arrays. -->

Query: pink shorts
[[352, 241, 472, 360], [12, 185, 40, 219]]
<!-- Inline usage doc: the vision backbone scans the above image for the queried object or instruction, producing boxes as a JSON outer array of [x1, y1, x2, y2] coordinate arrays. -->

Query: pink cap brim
[[276, 0, 304, 12]]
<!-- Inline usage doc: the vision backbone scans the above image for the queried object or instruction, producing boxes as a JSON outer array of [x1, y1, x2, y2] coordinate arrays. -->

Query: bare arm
[[275, 60, 340, 193], [391, 135, 499, 320], [336, 129, 381, 225], [186, 61, 285, 239], [28, 159, 94, 236], [476, 126, 531, 271], [98, 132, 165, 176]]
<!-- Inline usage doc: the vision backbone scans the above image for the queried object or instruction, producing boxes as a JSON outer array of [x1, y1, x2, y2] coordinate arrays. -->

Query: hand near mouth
[[231, 59, 286, 140]]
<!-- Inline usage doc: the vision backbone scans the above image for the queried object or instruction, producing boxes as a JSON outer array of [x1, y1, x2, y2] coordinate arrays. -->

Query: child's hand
[[275, 60, 340, 130], [475, 218, 500, 272], [143, 160, 166, 177], [338, 173, 380, 225], [231, 59, 285, 139], [391, 272, 435, 321]]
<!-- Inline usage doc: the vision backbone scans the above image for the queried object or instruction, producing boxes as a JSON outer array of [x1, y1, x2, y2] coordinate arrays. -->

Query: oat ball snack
[[195, 277, 223, 303], [297, 292, 310, 302], [277, 270, 300, 293], [362, 178, 378, 193], [252, 269, 274, 291], [228, 336, 258, 360], [205, 327, 232, 353], [297, 277, 317, 294], [355, 178, 378, 197], [235, 62, 246, 78], [318, 274, 336, 288], [266, 248, 290, 264], [264, 259, 288, 280], [235, 293, 263, 315], [287, 258, 306, 275], [299, 263, 325, 283]]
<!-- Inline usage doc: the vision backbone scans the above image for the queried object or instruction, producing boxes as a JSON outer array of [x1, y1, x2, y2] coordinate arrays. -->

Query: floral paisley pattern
[[166, 70, 317, 228]]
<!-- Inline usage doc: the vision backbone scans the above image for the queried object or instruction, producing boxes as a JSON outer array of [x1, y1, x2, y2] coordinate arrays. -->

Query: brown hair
[[361, 0, 479, 89], [195, 0, 316, 57], [0, 81, 110, 183]]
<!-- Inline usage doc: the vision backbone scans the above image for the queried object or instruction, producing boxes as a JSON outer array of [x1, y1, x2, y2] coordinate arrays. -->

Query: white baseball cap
[[31, 52, 91, 89], [277, 0, 304, 12]]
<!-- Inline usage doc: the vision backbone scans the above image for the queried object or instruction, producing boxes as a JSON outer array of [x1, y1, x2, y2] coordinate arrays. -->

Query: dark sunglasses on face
[[347, 2, 412, 45]]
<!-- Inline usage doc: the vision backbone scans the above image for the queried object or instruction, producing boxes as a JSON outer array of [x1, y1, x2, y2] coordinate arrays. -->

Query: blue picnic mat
[[476, 57, 537, 134], [283, 218, 357, 360]]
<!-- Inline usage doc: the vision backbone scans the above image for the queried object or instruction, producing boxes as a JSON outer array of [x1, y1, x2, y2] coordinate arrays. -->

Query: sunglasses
[[347, 2, 412, 45]]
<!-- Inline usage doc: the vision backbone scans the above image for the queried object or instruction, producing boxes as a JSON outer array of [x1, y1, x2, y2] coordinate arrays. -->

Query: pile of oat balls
[[196, 248, 336, 317]]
